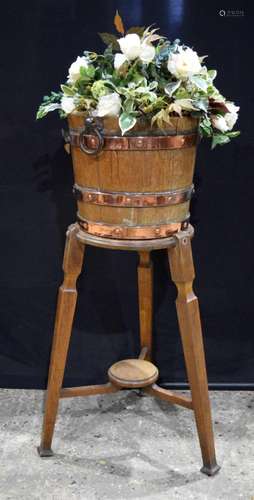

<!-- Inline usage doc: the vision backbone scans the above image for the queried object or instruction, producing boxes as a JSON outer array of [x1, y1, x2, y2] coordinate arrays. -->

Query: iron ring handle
[[79, 119, 104, 156]]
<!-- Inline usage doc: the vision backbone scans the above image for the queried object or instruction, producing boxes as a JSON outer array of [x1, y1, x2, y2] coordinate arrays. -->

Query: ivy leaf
[[60, 84, 75, 96], [199, 117, 212, 137], [199, 55, 208, 63], [207, 69, 217, 81], [36, 103, 61, 119], [98, 32, 120, 51], [124, 98, 135, 113], [119, 112, 137, 135], [226, 131, 240, 138], [193, 98, 208, 112], [190, 75, 208, 92], [211, 133, 230, 149], [164, 80, 181, 97], [80, 65, 95, 80], [127, 26, 145, 36], [114, 10, 125, 35], [151, 108, 172, 128]]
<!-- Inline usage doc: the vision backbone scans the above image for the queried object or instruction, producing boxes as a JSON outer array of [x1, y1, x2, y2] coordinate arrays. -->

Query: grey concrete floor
[[0, 389, 253, 500]]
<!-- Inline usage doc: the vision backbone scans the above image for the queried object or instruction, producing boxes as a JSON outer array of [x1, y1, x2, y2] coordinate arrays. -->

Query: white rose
[[211, 115, 229, 133], [212, 102, 239, 133], [140, 42, 156, 64], [114, 53, 128, 70], [167, 47, 202, 80], [61, 96, 76, 114], [118, 33, 141, 61], [96, 92, 121, 117], [67, 56, 89, 84], [224, 102, 239, 130]]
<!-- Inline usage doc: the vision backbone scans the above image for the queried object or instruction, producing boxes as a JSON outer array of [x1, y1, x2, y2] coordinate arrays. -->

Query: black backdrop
[[0, 0, 253, 389]]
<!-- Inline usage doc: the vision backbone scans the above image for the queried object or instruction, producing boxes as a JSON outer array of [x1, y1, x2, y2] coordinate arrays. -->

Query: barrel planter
[[67, 114, 199, 240]]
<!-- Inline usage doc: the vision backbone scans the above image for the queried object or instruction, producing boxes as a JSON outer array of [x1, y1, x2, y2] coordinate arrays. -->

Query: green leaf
[[124, 98, 135, 113], [193, 98, 209, 112], [164, 80, 181, 97], [174, 87, 190, 99], [60, 84, 75, 96], [199, 117, 213, 137], [80, 65, 95, 80], [211, 133, 230, 149], [207, 69, 217, 81], [98, 32, 120, 51], [199, 55, 208, 63], [119, 112, 137, 135], [190, 75, 208, 92], [226, 131, 240, 138], [87, 65, 96, 78], [127, 26, 145, 36], [36, 103, 61, 119]]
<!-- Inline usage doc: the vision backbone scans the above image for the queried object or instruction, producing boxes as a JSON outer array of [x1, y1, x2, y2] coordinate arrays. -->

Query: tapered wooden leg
[[138, 251, 153, 361], [168, 232, 220, 476], [38, 224, 85, 456]]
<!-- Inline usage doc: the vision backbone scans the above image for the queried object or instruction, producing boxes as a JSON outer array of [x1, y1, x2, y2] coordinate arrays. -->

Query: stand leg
[[168, 232, 220, 476], [138, 251, 153, 361], [38, 224, 85, 456]]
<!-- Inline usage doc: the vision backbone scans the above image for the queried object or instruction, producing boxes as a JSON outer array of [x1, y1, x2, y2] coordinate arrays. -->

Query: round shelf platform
[[108, 359, 159, 389]]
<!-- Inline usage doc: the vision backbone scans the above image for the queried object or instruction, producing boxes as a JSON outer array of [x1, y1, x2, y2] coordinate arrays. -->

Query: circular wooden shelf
[[108, 359, 159, 388]]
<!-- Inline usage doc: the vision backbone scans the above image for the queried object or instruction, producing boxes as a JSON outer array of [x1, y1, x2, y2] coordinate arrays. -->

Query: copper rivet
[[126, 197, 131, 203], [88, 194, 92, 201], [168, 196, 172, 201], [137, 139, 143, 147], [114, 228, 121, 235], [155, 228, 160, 235]]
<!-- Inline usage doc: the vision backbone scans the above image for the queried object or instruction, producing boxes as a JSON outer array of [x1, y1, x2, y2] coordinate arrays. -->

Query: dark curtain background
[[0, 0, 253, 389]]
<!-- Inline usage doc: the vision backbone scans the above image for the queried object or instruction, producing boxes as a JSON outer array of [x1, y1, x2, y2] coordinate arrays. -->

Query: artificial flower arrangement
[[37, 12, 240, 149]]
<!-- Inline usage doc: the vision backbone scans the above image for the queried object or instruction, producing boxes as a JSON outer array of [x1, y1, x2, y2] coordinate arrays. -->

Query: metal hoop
[[79, 117, 104, 155]]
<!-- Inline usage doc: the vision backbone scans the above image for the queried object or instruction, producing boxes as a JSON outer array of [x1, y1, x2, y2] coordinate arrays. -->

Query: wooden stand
[[38, 223, 220, 476]]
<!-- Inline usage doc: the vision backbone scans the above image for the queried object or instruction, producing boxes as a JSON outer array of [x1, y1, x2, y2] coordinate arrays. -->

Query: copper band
[[77, 215, 189, 240], [73, 184, 194, 207], [69, 129, 197, 151]]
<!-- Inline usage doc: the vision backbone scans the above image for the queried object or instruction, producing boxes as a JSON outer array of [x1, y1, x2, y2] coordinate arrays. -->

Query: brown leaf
[[209, 98, 229, 113], [114, 10, 125, 35], [98, 32, 120, 51], [127, 26, 145, 36]]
